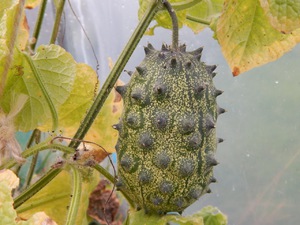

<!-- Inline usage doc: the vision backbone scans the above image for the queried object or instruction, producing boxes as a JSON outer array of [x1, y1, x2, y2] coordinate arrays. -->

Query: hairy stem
[[22, 52, 58, 131], [30, 0, 48, 51], [65, 166, 82, 225], [14, 167, 63, 208], [50, 0, 66, 44], [0, 0, 26, 97], [0, 142, 74, 170], [163, 0, 179, 50], [69, 0, 161, 148]]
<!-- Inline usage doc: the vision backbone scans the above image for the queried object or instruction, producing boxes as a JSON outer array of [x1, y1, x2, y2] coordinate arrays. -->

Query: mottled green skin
[[116, 45, 221, 213]]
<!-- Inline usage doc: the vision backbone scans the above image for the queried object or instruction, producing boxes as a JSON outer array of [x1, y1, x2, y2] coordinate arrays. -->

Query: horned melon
[[114, 43, 224, 213]]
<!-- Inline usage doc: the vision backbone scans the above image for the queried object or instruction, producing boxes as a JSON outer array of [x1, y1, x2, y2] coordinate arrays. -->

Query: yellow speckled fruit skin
[[115, 44, 224, 213]]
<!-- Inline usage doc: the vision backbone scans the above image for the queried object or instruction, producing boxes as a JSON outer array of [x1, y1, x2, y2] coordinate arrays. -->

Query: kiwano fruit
[[114, 43, 225, 213]]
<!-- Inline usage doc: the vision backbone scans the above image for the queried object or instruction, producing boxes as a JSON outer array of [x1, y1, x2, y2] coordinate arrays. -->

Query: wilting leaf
[[0, 169, 57, 225], [259, 0, 300, 33], [216, 0, 300, 76], [87, 180, 121, 224]]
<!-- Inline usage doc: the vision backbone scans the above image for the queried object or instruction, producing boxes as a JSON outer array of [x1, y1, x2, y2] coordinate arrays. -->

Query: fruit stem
[[162, 0, 179, 50]]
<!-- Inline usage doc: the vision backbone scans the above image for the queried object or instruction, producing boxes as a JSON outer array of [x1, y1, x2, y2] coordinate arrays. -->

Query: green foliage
[[125, 206, 227, 225], [139, 0, 300, 75]]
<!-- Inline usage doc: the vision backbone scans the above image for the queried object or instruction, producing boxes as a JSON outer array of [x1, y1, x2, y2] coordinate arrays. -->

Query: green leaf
[[259, 0, 300, 33], [138, 0, 223, 35], [0, 169, 57, 225], [185, 0, 224, 34], [196, 206, 227, 225], [1, 44, 76, 131], [216, 0, 300, 76], [17, 169, 99, 225], [125, 206, 227, 225]]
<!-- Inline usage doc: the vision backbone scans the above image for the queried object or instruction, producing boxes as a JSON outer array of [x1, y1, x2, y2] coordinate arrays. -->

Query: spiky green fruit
[[115, 43, 224, 213]]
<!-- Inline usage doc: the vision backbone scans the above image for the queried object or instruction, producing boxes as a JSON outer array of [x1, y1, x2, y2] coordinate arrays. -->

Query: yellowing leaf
[[216, 0, 300, 76], [17, 169, 99, 225], [38, 63, 98, 133], [0, 169, 57, 225], [1, 45, 76, 131], [25, 0, 41, 9], [260, 0, 300, 33], [0, 0, 29, 95]]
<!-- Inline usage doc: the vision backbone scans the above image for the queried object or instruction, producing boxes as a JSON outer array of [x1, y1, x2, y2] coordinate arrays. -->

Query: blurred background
[[25, 0, 300, 224]]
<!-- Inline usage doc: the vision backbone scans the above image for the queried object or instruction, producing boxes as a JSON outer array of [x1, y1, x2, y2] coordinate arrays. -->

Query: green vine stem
[[172, 0, 202, 11], [0, 142, 74, 170], [186, 14, 210, 25], [0, 0, 26, 97], [22, 51, 58, 131], [30, 0, 48, 51], [14, 167, 63, 208], [69, 0, 161, 148], [65, 165, 82, 225], [23, 129, 41, 189], [50, 0, 66, 44]]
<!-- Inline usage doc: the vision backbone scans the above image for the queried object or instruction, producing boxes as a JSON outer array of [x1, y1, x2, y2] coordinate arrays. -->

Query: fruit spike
[[217, 106, 226, 115], [215, 89, 224, 97], [124, 70, 133, 76], [115, 85, 127, 97], [161, 43, 169, 51], [206, 65, 217, 74], [136, 66, 147, 76], [179, 44, 186, 52], [190, 47, 203, 61], [218, 138, 224, 143], [144, 43, 156, 55], [170, 57, 177, 67], [112, 123, 121, 131]]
